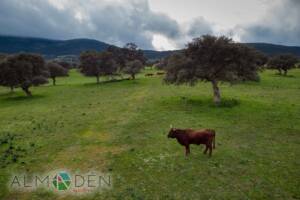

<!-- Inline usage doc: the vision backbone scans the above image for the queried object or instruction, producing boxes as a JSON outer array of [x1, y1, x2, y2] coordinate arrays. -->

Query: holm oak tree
[[164, 35, 265, 105], [0, 53, 48, 96], [79, 50, 117, 83], [46, 62, 69, 86], [268, 54, 299, 75]]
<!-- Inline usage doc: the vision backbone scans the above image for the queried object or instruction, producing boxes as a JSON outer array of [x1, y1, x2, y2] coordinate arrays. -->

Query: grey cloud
[[0, 0, 182, 49], [239, 0, 300, 46], [85, 0, 182, 49], [0, 0, 298, 50], [187, 17, 213, 38], [0, 0, 82, 39], [145, 12, 181, 39], [164, 16, 215, 49]]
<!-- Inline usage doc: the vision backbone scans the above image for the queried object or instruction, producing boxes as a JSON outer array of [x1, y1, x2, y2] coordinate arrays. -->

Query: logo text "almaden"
[[9, 170, 112, 195]]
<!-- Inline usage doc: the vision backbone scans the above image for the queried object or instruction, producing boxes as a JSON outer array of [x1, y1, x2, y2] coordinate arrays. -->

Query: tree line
[[80, 43, 146, 83], [0, 43, 146, 96], [0, 35, 299, 104], [0, 53, 69, 96]]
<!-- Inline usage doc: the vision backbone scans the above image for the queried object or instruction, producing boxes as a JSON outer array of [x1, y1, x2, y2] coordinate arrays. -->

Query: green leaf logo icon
[[52, 171, 71, 191]]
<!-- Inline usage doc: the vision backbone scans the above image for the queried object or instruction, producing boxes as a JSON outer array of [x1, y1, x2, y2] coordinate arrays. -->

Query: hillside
[[143, 50, 178, 60], [1, 35, 300, 59], [245, 43, 300, 56], [0, 35, 110, 58]]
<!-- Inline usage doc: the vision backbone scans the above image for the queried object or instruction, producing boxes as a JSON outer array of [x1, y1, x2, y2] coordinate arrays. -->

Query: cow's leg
[[208, 143, 213, 157], [203, 144, 208, 154], [213, 135, 216, 149], [185, 145, 190, 156]]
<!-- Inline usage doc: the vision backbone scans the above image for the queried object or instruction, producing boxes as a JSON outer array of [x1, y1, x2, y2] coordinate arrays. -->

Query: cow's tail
[[212, 130, 216, 149]]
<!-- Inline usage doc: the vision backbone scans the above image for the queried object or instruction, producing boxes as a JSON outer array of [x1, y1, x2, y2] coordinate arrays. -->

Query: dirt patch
[[47, 130, 126, 171]]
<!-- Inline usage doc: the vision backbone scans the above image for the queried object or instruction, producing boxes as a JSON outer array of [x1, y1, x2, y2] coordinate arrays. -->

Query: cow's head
[[168, 128, 177, 138]]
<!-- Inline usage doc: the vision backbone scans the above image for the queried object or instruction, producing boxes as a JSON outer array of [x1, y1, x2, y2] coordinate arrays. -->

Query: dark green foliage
[[107, 43, 147, 80], [79, 50, 117, 83], [165, 35, 264, 105], [120, 43, 146, 79], [154, 57, 169, 70], [0, 55, 17, 92], [80, 51, 101, 83], [108, 43, 146, 68], [0, 133, 28, 167], [123, 60, 144, 79], [107, 45, 126, 69], [0, 53, 48, 96], [268, 54, 299, 75], [46, 62, 68, 85], [122, 43, 147, 64]]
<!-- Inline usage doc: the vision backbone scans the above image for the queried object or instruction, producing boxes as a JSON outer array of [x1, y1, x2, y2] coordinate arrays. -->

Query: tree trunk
[[22, 87, 32, 96], [96, 76, 100, 84], [131, 74, 135, 80], [10, 86, 14, 92], [284, 69, 287, 76], [52, 77, 56, 86], [211, 80, 221, 105]]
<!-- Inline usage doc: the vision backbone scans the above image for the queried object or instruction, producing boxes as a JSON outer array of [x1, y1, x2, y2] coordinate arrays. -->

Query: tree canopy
[[154, 57, 169, 70], [268, 54, 299, 75], [108, 43, 146, 71], [88, 43, 147, 81], [79, 50, 117, 83], [0, 53, 48, 96], [123, 43, 147, 64], [123, 59, 144, 79], [47, 62, 69, 86], [164, 35, 265, 105]]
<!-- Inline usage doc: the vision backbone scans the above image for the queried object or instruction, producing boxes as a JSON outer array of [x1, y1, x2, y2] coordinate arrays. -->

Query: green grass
[[0, 69, 299, 199]]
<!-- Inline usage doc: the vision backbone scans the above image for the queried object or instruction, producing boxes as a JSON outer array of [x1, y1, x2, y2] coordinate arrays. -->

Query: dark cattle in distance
[[156, 72, 165, 75], [145, 73, 154, 77], [168, 128, 216, 156]]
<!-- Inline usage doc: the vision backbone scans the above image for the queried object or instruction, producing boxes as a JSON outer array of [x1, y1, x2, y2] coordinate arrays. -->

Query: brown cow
[[168, 128, 216, 156], [156, 72, 165, 75], [145, 73, 154, 77]]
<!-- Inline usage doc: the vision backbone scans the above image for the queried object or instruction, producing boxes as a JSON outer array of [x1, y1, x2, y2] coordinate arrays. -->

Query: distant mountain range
[[0, 35, 300, 60]]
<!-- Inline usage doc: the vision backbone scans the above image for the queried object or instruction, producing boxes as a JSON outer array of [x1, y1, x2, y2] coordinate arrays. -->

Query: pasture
[[0, 69, 299, 199]]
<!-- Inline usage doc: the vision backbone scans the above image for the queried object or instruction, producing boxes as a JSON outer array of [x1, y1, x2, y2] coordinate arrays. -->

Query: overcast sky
[[0, 0, 299, 50]]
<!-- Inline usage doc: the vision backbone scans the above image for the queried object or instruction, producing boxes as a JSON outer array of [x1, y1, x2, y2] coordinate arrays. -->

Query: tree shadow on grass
[[82, 78, 132, 87], [185, 97, 240, 108], [160, 96, 240, 112], [3, 94, 46, 102], [214, 98, 240, 108], [0, 91, 15, 98], [271, 73, 295, 78]]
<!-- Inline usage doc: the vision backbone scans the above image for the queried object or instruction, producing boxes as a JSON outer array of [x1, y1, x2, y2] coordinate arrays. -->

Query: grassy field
[[0, 69, 299, 199]]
